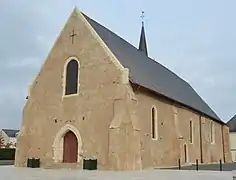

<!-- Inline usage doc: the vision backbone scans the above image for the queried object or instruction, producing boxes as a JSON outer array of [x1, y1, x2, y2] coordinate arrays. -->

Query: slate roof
[[2, 129, 19, 138], [82, 12, 222, 123], [227, 115, 236, 132]]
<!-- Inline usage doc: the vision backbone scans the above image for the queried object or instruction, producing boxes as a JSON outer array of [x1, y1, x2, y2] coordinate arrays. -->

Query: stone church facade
[[15, 8, 231, 170]]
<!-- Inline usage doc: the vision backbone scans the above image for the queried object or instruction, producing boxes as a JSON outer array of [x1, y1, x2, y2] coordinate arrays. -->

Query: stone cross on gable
[[69, 29, 77, 44]]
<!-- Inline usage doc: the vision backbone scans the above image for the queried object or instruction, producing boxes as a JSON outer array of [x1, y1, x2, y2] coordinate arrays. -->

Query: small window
[[210, 121, 215, 144], [151, 106, 158, 140], [189, 120, 193, 144], [184, 144, 188, 163], [65, 59, 79, 95]]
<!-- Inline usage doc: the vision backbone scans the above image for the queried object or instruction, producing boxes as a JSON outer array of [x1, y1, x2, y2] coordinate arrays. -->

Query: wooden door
[[63, 131, 78, 163]]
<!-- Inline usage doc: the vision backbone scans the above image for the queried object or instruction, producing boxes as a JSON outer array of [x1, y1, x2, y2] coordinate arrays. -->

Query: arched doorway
[[63, 131, 78, 163], [53, 124, 82, 163]]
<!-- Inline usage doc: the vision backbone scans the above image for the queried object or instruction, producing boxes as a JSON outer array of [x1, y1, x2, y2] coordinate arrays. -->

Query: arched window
[[65, 59, 79, 95], [151, 106, 158, 140], [189, 120, 193, 144]]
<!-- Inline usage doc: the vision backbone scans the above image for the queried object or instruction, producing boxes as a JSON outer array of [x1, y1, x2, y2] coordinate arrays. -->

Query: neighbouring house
[[227, 115, 236, 162], [15, 7, 231, 170], [0, 129, 19, 148]]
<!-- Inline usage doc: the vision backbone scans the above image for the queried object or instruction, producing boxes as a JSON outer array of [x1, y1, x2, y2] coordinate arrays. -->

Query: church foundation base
[[43, 162, 82, 170]]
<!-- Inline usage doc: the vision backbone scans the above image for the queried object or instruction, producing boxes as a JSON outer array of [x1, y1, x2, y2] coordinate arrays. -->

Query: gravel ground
[[0, 166, 233, 180]]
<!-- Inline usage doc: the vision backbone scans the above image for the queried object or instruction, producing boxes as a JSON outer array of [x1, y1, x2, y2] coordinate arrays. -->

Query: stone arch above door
[[52, 124, 82, 163]]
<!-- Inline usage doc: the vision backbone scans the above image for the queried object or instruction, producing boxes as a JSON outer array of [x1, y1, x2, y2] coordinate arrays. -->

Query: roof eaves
[[131, 81, 224, 124]]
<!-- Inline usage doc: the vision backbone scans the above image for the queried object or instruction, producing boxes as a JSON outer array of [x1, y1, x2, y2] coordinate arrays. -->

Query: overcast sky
[[0, 0, 236, 129]]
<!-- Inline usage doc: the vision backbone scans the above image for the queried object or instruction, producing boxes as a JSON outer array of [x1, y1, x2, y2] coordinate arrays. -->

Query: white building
[[227, 115, 236, 162], [0, 129, 19, 148]]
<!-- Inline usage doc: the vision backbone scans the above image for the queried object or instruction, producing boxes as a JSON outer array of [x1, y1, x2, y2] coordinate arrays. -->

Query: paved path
[[0, 166, 233, 180], [163, 162, 236, 171]]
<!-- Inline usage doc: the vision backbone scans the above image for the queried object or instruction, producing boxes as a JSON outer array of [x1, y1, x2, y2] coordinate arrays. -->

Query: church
[[15, 8, 232, 170]]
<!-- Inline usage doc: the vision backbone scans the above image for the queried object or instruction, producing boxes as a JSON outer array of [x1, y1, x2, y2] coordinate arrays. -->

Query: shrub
[[0, 134, 4, 148]]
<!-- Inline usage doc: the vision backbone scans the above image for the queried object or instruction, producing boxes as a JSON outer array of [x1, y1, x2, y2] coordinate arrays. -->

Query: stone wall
[[223, 125, 232, 162], [134, 87, 230, 168]]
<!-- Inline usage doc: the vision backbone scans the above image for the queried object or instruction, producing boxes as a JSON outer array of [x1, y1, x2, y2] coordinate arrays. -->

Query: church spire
[[138, 11, 148, 56]]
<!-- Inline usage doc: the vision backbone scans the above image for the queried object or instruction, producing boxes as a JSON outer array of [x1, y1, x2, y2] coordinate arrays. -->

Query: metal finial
[[141, 11, 145, 20], [141, 11, 145, 26]]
